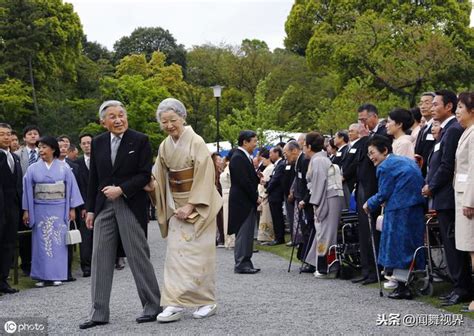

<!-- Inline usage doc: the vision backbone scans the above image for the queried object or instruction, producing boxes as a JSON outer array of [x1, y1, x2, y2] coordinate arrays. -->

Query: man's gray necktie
[[85, 157, 90, 170], [111, 136, 120, 165], [7, 151, 14, 173]]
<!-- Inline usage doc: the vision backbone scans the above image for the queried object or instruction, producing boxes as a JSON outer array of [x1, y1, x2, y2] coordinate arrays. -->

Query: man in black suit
[[422, 90, 471, 306], [228, 130, 260, 274], [352, 103, 388, 285], [0, 123, 22, 295], [333, 130, 351, 208], [265, 146, 286, 246], [80, 100, 161, 329], [343, 124, 365, 195], [76, 133, 93, 277], [415, 92, 436, 177]]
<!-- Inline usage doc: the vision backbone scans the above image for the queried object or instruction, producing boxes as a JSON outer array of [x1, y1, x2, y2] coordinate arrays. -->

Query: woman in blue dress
[[22, 136, 83, 287], [363, 135, 425, 299]]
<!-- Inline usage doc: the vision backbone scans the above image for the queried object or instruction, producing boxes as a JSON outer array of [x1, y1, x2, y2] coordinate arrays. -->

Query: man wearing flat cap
[[79, 100, 161, 329]]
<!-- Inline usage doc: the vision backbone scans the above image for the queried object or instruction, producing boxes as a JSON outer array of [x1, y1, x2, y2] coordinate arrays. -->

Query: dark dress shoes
[[300, 264, 316, 273], [83, 271, 91, 278], [115, 257, 126, 270], [351, 276, 367, 284], [136, 314, 158, 323], [438, 291, 455, 301], [234, 268, 261, 274], [441, 293, 470, 306], [267, 240, 285, 246], [388, 287, 413, 300], [79, 320, 108, 330], [0, 286, 19, 294], [362, 277, 378, 285]]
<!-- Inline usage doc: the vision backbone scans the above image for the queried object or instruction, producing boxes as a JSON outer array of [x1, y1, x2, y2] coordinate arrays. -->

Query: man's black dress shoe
[[115, 257, 126, 270], [362, 277, 378, 285], [300, 264, 316, 273], [79, 320, 108, 330], [438, 291, 455, 301], [388, 287, 413, 300], [351, 276, 367, 284], [136, 314, 158, 323], [441, 293, 470, 306], [267, 240, 285, 246], [83, 271, 91, 278], [0, 286, 19, 294], [234, 268, 261, 274]]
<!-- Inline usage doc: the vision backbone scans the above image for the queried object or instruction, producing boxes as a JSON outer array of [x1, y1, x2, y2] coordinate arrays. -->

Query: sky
[[66, 0, 294, 51]]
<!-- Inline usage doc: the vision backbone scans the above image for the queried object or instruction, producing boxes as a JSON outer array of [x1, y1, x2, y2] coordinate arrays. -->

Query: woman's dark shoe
[[388, 285, 413, 300]]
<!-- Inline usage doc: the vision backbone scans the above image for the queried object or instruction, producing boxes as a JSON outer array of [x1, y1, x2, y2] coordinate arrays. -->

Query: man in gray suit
[[79, 100, 161, 330], [15, 125, 41, 276]]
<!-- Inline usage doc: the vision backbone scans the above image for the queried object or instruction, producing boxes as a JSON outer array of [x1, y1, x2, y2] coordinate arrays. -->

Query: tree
[[0, 78, 33, 128], [82, 36, 113, 62], [113, 27, 187, 69]]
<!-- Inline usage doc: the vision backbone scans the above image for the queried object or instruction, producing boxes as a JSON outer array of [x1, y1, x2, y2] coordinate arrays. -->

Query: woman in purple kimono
[[22, 136, 83, 287], [363, 135, 425, 300]]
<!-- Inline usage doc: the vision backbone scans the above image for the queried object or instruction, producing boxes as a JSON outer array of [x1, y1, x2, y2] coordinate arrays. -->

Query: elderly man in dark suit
[[228, 130, 260, 274], [79, 100, 161, 330], [422, 90, 471, 306], [0, 123, 22, 295], [415, 92, 436, 177]]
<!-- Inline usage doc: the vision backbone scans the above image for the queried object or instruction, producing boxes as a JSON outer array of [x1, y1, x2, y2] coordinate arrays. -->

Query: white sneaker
[[53, 281, 62, 286], [157, 306, 184, 323], [313, 271, 329, 279], [35, 281, 45, 288], [192, 304, 217, 319], [384, 278, 398, 290]]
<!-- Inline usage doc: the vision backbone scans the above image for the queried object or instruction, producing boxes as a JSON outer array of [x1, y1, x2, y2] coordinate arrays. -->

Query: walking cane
[[288, 208, 302, 272], [367, 213, 383, 297], [299, 222, 315, 274]]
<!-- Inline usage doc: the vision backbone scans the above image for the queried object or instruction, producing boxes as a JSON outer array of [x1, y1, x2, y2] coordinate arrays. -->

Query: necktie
[[7, 151, 14, 173], [111, 136, 120, 165], [28, 149, 36, 166]]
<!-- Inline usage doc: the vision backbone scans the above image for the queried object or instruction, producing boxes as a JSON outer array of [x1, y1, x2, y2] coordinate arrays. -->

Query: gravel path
[[1, 221, 472, 335]]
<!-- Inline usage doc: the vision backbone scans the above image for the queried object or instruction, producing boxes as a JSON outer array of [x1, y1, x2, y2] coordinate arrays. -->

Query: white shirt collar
[[337, 144, 348, 151], [426, 118, 434, 126], [110, 133, 123, 141], [238, 146, 252, 162], [84, 154, 90, 160], [27, 147, 37, 154], [440, 115, 456, 129], [274, 158, 282, 166], [0, 148, 10, 155], [350, 138, 360, 146]]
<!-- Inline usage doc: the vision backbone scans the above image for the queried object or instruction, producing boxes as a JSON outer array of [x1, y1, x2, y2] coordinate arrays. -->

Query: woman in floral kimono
[[257, 148, 275, 242], [153, 98, 222, 322], [22, 136, 83, 287]]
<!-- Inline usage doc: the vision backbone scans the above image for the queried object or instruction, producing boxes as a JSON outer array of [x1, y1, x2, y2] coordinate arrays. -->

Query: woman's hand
[[463, 206, 474, 219], [363, 202, 370, 214], [143, 176, 155, 192], [22, 211, 29, 227], [175, 204, 195, 220], [69, 208, 76, 222]]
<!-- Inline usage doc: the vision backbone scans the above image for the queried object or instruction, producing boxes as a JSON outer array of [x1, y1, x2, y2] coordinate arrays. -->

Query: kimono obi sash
[[34, 181, 66, 200], [327, 164, 344, 197], [169, 167, 194, 193]]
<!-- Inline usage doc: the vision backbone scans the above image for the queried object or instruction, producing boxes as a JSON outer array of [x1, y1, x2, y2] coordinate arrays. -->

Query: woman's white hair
[[156, 98, 187, 121]]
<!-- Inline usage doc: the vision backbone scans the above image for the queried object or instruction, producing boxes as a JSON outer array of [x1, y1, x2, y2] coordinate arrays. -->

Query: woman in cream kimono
[[304, 132, 344, 278], [219, 149, 236, 248], [454, 92, 474, 312], [257, 148, 275, 242], [153, 98, 223, 322]]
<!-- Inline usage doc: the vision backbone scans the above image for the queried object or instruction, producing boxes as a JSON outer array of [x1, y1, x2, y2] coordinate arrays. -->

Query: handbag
[[376, 207, 384, 232], [66, 221, 82, 245]]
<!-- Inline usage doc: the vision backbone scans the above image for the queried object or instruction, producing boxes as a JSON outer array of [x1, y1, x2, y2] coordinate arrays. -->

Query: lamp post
[[212, 85, 223, 152]]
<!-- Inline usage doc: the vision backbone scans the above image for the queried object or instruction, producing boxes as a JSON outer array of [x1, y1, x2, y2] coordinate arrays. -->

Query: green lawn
[[256, 234, 474, 319]]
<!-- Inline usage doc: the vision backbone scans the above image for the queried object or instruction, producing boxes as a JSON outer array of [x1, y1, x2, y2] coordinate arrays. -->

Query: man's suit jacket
[[281, 159, 295, 199], [427, 117, 463, 211], [75, 156, 90, 203], [266, 159, 286, 203], [228, 149, 259, 235], [355, 136, 377, 199], [415, 123, 435, 177], [0, 151, 22, 233], [343, 139, 364, 193], [293, 153, 310, 203], [86, 129, 152, 228], [15, 147, 38, 176]]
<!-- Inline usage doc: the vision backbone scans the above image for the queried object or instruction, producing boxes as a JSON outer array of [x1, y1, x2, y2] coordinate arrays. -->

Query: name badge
[[285, 165, 291, 170], [336, 152, 342, 157], [426, 134, 434, 141], [457, 174, 468, 183], [349, 148, 357, 154], [298, 172, 303, 179], [434, 143, 440, 152]]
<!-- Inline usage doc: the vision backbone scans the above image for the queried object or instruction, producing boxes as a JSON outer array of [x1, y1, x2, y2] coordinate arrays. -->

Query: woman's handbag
[[66, 221, 82, 245], [376, 207, 384, 232]]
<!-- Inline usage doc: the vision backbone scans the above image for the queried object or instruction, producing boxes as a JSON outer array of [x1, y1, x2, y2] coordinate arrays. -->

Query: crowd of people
[[0, 90, 473, 330]]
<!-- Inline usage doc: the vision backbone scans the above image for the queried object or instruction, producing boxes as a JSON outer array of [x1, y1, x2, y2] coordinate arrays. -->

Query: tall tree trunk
[[28, 55, 39, 117]]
